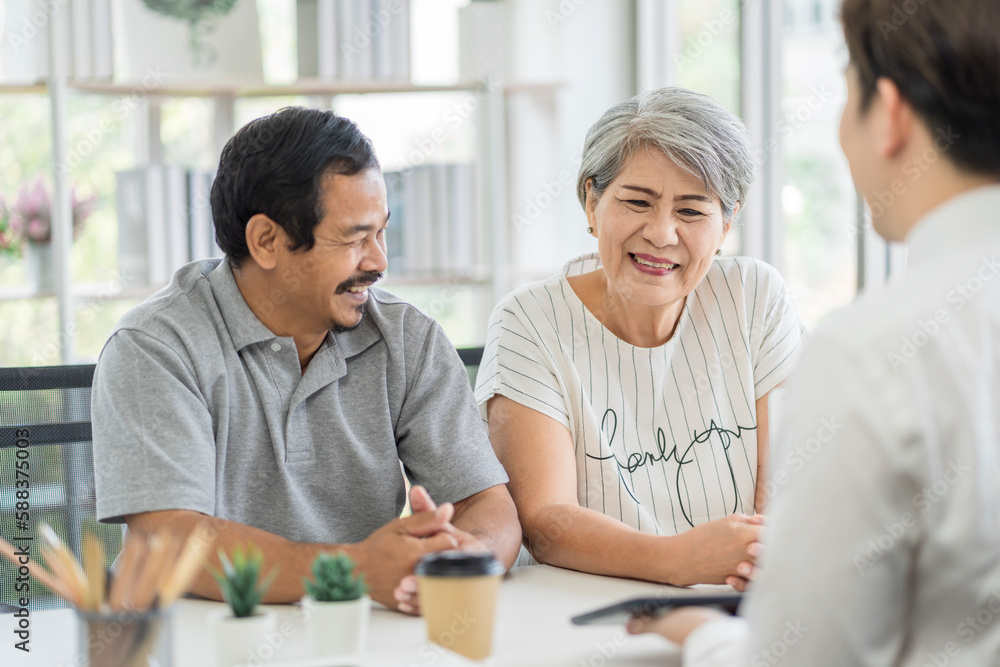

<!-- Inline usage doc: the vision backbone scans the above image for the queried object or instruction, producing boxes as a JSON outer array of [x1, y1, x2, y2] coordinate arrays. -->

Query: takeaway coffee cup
[[415, 551, 505, 661]]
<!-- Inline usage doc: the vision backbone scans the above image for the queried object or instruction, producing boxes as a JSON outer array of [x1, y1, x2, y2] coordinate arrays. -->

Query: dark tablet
[[571, 592, 742, 625]]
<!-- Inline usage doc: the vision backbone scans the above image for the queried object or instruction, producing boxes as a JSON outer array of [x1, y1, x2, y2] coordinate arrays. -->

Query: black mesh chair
[[0, 364, 121, 611], [457, 347, 485, 387], [0, 349, 485, 610]]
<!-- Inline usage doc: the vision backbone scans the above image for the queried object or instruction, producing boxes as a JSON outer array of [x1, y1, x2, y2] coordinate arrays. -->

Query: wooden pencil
[[0, 535, 75, 602], [157, 522, 216, 607], [39, 524, 90, 605], [82, 532, 106, 611], [109, 537, 145, 612], [131, 534, 168, 611]]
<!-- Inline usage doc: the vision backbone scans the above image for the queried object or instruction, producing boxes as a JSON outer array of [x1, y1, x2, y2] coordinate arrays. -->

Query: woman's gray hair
[[576, 87, 755, 222]]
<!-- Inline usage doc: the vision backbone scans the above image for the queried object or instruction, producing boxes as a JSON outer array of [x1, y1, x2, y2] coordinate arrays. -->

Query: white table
[[2, 565, 720, 666]]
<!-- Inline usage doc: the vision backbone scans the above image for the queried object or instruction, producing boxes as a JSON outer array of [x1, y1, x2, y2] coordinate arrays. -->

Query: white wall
[[503, 0, 636, 288]]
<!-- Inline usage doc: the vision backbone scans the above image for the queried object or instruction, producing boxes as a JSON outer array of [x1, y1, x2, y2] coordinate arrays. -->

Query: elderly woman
[[475, 87, 805, 588]]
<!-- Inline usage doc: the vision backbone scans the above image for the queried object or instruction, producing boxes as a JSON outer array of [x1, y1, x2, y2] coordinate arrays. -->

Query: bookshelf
[[0, 0, 569, 362], [0, 79, 543, 362]]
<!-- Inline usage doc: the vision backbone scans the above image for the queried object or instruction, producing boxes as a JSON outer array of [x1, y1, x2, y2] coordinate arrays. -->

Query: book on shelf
[[296, 0, 411, 82], [383, 170, 407, 273], [371, 0, 392, 81], [162, 165, 191, 273], [297, 0, 338, 79], [384, 162, 478, 280], [333, 0, 355, 80], [89, 0, 114, 80], [430, 163, 451, 274], [448, 163, 477, 274], [70, 0, 94, 80], [187, 170, 220, 262], [407, 165, 433, 275], [115, 165, 165, 287], [388, 0, 410, 81], [458, 0, 510, 83], [0, 0, 114, 83], [0, 0, 51, 83]]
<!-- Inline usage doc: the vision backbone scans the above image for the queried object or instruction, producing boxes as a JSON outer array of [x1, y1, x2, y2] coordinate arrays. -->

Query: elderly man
[[92, 107, 520, 613]]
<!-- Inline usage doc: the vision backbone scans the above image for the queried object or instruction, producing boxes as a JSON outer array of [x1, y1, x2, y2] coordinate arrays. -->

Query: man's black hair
[[211, 106, 380, 266]]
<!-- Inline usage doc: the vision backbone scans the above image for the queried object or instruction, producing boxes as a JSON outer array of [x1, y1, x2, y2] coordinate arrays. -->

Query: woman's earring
[[587, 227, 594, 234], [715, 249, 722, 256]]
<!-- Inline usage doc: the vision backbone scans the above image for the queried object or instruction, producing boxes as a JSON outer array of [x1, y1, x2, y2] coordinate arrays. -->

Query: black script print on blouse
[[586, 408, 756, 527]]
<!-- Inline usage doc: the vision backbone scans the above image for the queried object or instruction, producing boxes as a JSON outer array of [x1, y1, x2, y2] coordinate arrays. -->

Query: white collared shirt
[[689, 185, 1000, 665]]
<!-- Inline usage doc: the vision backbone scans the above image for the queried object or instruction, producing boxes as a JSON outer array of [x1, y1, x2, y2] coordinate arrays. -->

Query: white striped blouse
[[475, 253, 805, 536]]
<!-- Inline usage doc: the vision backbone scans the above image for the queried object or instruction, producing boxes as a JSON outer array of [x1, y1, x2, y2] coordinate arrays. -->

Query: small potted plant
[[209, 544, 279, 667], [301, 552, 370, 657], [7, 177, 97, 290]]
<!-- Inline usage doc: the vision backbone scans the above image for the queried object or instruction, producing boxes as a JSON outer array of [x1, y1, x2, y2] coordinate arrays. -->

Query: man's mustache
[[336, 271, 383, 293]]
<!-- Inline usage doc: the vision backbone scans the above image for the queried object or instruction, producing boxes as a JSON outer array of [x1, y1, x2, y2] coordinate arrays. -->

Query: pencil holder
[[78, 607, 173, 667]]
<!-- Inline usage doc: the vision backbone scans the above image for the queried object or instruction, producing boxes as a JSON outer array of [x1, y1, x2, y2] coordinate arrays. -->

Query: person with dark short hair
[[629, 0, 1000, 664], [91, 107, 521, 613]]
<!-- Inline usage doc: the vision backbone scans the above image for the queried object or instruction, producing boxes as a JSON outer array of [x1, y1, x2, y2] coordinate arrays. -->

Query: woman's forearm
[[522, 502, 686, 584]]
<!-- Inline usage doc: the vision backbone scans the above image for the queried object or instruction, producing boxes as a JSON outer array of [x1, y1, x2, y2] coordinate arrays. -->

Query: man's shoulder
[[350, 287, 441, 357], [366, 287, 436, 330], [110, 260, 222, 346]]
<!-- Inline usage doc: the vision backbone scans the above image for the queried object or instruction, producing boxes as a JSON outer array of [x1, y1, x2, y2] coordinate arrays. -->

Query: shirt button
[[271, 342, 282, 352]]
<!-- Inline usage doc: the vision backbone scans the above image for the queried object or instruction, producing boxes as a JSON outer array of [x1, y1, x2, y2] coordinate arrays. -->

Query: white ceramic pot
[[301, 595, 370, 657], [209, 607, 278, 667]]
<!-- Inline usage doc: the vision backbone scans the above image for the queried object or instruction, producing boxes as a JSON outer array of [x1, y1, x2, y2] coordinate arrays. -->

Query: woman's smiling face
[[586, 147, 732, 311]]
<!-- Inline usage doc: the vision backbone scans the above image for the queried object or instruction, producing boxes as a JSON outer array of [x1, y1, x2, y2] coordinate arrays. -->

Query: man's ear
[[874, 77, 914, 160], [244, 214, 282, 270]]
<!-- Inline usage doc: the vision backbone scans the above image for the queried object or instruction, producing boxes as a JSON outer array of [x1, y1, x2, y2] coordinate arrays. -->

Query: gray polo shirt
[[92, 259, 507, 544]]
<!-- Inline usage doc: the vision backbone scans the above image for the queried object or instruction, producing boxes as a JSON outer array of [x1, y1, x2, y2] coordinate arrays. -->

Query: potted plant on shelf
[[140, 0, 242, 66], [301, 552, 370, 657], [209, 543, 279, 667], [8, 178, 97, 290]]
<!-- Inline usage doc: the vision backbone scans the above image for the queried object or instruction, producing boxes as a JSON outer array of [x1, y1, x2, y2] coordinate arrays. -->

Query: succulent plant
[[304, 552, 367, 602], [209, 544, 278, 618]]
